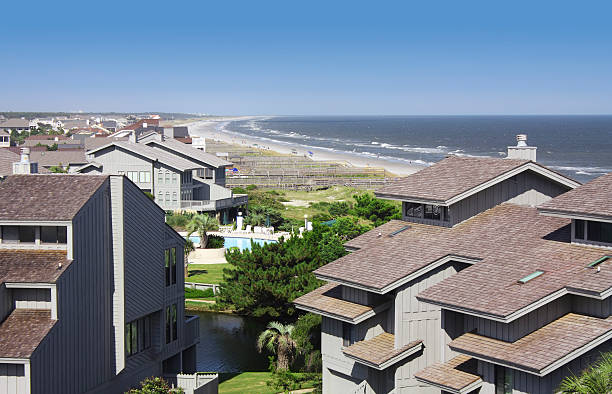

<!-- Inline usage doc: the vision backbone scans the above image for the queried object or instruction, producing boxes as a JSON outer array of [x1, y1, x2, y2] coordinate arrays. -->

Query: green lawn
[[219, 372, 318, 394], [186, 263, 233, 284]]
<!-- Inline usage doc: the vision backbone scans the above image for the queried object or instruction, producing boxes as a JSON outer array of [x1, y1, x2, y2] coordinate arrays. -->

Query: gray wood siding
[[0, 284, 12, 322], [13, 288, 51, 310], [450, 170, 569, 226], [122, 177, 165, 322], [571, 295, 612, 318], [394, 263, 459, 391], [30, 180, 114, 394], [0, 363, 28, 394]]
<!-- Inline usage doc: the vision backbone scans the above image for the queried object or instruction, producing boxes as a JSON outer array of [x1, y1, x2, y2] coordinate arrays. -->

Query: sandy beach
[[184, 117, 425, 177]]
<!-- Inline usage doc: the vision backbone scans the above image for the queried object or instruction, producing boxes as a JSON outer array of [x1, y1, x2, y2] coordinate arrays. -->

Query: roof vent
[[507, 134, 537, 161], [518, 270, 544, 284], [389, 225, 411, 237], [587, 256, 611, 268]]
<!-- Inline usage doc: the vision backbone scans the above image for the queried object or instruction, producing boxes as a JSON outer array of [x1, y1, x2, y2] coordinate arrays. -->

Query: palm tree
[[184, 238, 195, 266], [558, 352, 612, 393], [186, 214, 219, 249], [256, 321, 297, 371]]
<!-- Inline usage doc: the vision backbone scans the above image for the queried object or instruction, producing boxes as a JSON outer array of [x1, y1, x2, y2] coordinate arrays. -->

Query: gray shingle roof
[[0, 119, 29, 128], [314, 204, 612, 319], [89, 141, 199, 171], [0, 148, 20, 176], [375, 156, 577, 204], [294, 283, 382, 322], [145, 138, 232, 168], [0, 250, 71, 283], [449, 313, 612, 375], [0, 309, 56, 358], [538, 171, 612, 220], [29, 150, 88, 167], [342, 333, 423, 369], [415, 355, 482, 393], [0, 175, 108, 221]]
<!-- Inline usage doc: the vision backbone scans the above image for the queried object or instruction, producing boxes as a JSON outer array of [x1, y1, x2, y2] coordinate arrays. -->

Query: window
[[139, 171, 150, 183], [575, 219, 585, 239], [127, 171, 138, 182], [126, 315, 151, 357], [172, 173, 178, 184], [172, 192, 178, 202], [205, 168, 214, 179], [158, 191, 163, 202], [404, 202, 423, 218], [171, 247, 177, 284], [442, 206, 450, 222], [41, 226, 67, 244], [158, 170, 163, 183], [342, 322, 354, 347], [165, 171, 170, 183], [18, 226, 35, 243], [424, 204, 441, 220], [165, 192, 170, 202], [495, 365, 512, 394], [165, 249, 171, 286], [1, 226, 19, 243], [166, 304, 178, 343], [587, 220, 612, 244]]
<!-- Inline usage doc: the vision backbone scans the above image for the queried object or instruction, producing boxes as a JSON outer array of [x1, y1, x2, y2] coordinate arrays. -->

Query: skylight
[[587, 256, 611, 268], [389, 225, 411, 237], [518, 270, 544, 284]]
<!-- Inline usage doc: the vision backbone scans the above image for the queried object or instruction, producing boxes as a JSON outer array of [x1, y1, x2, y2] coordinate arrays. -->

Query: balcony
[[180, 194, 248, 212], [184, 315, 200, 348], [164, 373, 218, 394]]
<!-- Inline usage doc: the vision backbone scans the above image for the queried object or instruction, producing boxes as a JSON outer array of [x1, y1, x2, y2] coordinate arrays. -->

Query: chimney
[[13, 148, 38, 174], [142, 122, 148, 129], [507, 134, 537, 161], [128, 131, 136, 143]]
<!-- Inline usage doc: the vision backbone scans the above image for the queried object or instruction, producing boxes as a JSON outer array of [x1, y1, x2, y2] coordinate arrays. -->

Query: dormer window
[[573, 219, 612, 245], [404, 202, 450, 223]]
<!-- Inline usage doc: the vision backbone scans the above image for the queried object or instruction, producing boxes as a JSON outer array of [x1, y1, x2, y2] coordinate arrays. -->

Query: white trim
[[316, 254, 481, 295], [0, 358, 29, 363], [5, 282, 55, 289], [0, 220, 72, 226], [414, 376, 483, 394], [343, 342, 423, 370]]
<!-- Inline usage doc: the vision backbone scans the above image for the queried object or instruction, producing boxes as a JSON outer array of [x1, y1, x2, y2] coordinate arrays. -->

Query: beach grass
[[219, 372, 318, 394], [186, 263, 233, 284], [277, 186, 361, 221]]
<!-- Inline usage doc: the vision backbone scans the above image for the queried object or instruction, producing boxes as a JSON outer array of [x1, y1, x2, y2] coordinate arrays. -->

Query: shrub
[[232, 187, 248, 194], [328, 201, 351, 217], [165, 212, 193, 230], [352, 193, 401, 226], [246, 184, 258, 191], [185, 287, 214, 298], [206, 234, 225, 249]]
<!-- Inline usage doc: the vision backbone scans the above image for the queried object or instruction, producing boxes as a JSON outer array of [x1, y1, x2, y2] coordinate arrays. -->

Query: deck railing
[[184, 315, 200, 347], [180, 195, 248, 211], [164, 373, 218, 394]]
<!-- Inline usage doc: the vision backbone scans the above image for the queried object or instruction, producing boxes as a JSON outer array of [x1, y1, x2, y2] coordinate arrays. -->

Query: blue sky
[[2, 0, 612, 115]]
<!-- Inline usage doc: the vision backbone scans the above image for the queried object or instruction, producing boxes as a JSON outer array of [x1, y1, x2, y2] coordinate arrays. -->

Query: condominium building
[[295, 137, 611, 393], [81, 137, 247, 221], [0, 175, 203, 393]]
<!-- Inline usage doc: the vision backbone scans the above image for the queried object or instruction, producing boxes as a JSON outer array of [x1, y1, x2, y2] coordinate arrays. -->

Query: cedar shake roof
[[0, 174, 108, 221], [342, 333, 423, 370], [375, 156, 529, 203], [0, 250, 71, 283], [0, 309, 56, 358], [539, 172, 612, 220], [294, 283, 390, 323], [449, 313, 612, 376], [415, 355, 482, 394], [315, 204, 612, 318], [343, 220, 411, 250]]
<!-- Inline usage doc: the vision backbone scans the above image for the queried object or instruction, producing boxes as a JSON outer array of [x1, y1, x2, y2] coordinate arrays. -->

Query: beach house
[[0, 119, 30, 134], [81, 138, 247, 221], [0, 174, 206, 393], [0, 131, 10, 148], [295, 137, 611, 393]]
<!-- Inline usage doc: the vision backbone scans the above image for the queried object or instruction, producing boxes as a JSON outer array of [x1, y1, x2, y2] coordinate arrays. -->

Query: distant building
[[0, 174, 207, 393], [295, 136, 611, 394], [0, 131, 9, 148], [59, 119, 89, 130], [81, 139, 246, 221], [0, 119, 30, 133]]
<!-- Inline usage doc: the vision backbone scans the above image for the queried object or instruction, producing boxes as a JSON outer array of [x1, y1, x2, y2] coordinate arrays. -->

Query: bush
[[232, 187, 248, 194], [166, 212, 193, 230], [292, 313, 322, 372], [245, 205, 286, 228], [312, 213, 332, 223], [206, 234, 225, 249], [246, 184, 258, 191], [185, 287, 215, 298], [328, 201, 351, 217], [352, 193, 401, 226], [127, 376, 183, 393]]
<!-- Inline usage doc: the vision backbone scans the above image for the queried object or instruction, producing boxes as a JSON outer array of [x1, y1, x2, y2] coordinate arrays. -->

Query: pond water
[[187, 236, 276, 252], [193, 311, 270, 372]]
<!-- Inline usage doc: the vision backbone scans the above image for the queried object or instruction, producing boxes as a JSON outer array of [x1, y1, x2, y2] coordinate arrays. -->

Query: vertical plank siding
[[0, 364, 27, 394], [0, 284, 12, 322]]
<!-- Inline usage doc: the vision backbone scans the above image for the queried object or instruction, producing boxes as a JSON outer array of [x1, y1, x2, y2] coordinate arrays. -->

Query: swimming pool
[[187, 236, 276, 251]]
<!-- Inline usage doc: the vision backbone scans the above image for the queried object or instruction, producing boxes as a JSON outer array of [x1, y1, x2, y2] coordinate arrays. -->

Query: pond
[[187, 236, 276, 252], [193, 311, 270, 372]]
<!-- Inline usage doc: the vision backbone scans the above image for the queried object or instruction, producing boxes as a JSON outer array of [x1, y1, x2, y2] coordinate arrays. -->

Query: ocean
[[224, 115, 612, 183]]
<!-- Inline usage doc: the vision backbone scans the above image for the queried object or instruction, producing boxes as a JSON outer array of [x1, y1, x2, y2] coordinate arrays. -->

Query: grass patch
[[186, 263, 233, 284], [185, 300, 215, 312], [218, 372, 318, 394], [185, 287, 215, 299]]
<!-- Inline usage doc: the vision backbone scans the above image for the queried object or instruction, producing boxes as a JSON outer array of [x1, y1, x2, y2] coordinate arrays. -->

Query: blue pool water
[[187, 236, 276, 251]]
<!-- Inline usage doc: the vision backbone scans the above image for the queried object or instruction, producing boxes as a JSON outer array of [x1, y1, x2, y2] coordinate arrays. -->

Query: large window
[[139, 171, 151, 183], [575, 219, 585, 239], [424, 204, 441, 220], [587, 220, 612, 244], [405, 202, 423, 218], [18, 226, 35, 243], [158, 170, 164, 184], [405, 203, 448, 221], [40, 226, 67, 244], [172, 173, 178, 184], [125, 315, 151, 357], [165, 247, 177, 286], [495, 365, 512, 394], [165, 304, 178, 344]]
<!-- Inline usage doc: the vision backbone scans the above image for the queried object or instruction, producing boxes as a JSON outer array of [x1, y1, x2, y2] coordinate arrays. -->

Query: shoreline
[[185, 117, 425, 177]]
